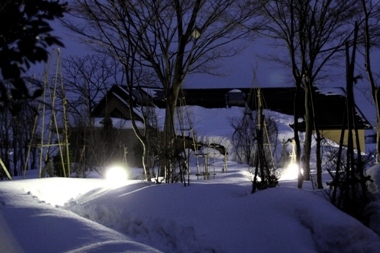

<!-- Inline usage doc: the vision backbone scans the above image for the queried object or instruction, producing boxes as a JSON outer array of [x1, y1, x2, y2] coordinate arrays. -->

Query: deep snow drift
[[1, 163, 380, 253]]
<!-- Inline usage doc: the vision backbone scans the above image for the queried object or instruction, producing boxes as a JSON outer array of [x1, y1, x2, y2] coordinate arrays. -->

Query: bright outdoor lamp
[[105, 165, 128, 184], [285, 162, 299, 180]]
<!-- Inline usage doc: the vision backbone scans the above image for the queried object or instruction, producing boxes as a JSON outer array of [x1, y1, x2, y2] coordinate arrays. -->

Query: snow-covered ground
[[1, 163, 380, 253], [1, 107, 380, 252]]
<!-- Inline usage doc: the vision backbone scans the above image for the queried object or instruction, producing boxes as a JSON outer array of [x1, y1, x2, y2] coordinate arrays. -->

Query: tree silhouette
[[64, 0, 261, 182], [0, 0, 67, 114]]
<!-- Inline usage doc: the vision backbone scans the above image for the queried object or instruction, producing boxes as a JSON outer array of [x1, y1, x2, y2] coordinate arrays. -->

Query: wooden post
[[0, 158, 12, 180]]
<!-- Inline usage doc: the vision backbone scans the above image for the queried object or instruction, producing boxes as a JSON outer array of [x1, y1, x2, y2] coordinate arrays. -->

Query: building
[[79, 85, 372, 167]]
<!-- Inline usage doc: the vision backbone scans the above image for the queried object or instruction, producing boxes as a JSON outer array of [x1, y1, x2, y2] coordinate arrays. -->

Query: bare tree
[[230, 112, 256, 165], [0, 108, 12, 178], [0, 1, 66, 179], [63, 0, 261, 182], [61, 54, 124, 176], [328, 24, 371, 224], [0, 88, 38, 179], [360, 0, 380, 163], [62, 54, 124, 119], [258, 0, 361, 188]]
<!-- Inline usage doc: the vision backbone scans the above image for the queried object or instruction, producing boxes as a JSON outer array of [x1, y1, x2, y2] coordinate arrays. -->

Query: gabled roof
[[90, 85, 151, 121], [90, 85, 127, 118]]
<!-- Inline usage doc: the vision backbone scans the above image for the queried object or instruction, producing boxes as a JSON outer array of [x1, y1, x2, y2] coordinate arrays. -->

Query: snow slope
[[0, 178, 162, 253], [1, 164, 380, 253]]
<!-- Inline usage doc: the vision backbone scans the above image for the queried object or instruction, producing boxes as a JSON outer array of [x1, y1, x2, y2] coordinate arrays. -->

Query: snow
[[157, 106, 295, 161], [1, 107, 380, 253], [2, 168, 380, 253], [317, 87, 346, 96], [228, 89, 243, 93], [0, 178, 161, 253]]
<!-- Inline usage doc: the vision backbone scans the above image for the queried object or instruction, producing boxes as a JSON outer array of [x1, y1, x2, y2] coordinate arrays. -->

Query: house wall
[[319, 129, 365, 151], [105, 128, 142, 166], [69, 128, 143, 168]]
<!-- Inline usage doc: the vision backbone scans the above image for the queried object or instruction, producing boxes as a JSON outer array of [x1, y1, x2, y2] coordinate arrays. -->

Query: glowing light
[[281, 163, 299, 180], [105, 165, 128, 187], [192, 27, 201, 39]]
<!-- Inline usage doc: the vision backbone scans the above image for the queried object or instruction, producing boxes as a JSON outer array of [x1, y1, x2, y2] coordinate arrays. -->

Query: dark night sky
[[36, 20, 292, 89], [45, 25, 361, 90], [28, 0, 380, 93]]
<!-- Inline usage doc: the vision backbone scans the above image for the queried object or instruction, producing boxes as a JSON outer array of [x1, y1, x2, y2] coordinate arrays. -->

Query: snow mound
[[66, 240, 160, 253], [63, 179, 380, 253], [0, 181, 162, 253]]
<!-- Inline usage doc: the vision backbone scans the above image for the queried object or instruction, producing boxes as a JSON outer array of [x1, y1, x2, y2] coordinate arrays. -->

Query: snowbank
[[2, 164, 379, 253]]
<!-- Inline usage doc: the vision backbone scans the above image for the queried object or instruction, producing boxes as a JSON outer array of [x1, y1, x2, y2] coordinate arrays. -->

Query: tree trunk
[[163, 86, 180, 183], [141, 142, 151, 182], [376, 88, 380, 164], [294, 86, 303, 188], [303, 84, 312, 181], [361, 0, 379, 164], [315, 133, 323, 189]]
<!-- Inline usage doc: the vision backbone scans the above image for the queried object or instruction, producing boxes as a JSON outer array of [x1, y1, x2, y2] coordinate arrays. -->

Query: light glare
[[105, 166, 128, 184], [281, 163, 299, 180]]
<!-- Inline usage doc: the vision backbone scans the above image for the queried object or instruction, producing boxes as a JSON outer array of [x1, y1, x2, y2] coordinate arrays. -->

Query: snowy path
[[1, 167, 380, 253], [0, 180, 162, 253]]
